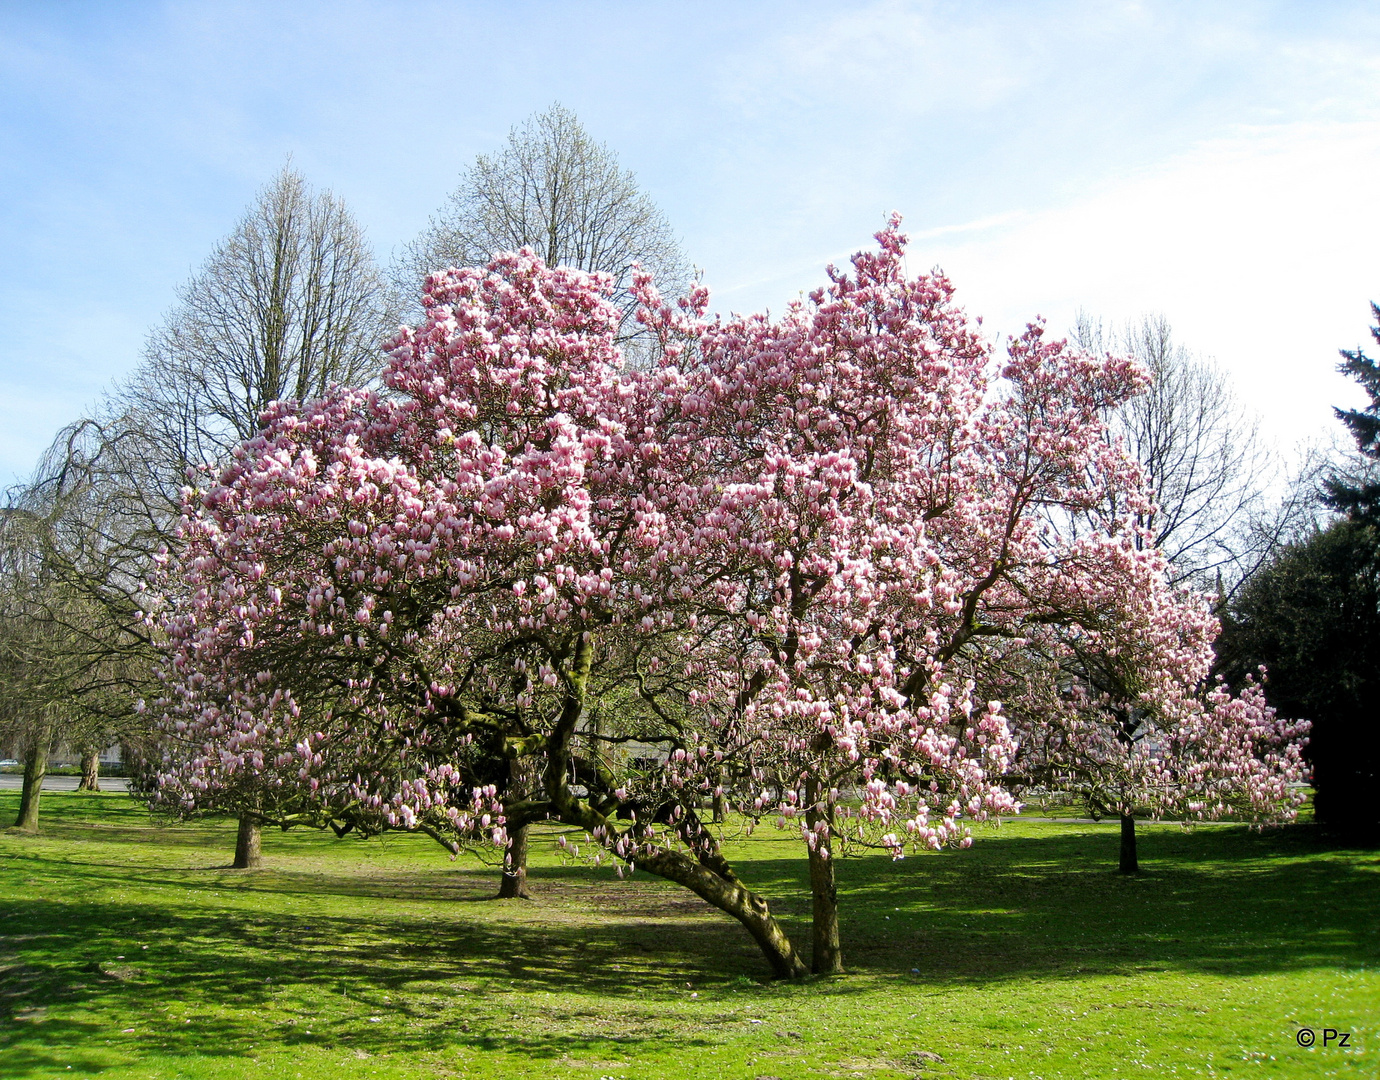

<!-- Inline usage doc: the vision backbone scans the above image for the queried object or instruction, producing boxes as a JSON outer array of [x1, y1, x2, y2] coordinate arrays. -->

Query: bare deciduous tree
[[134, 165, 395, 486], [1073, 313, 1288, 595], [397, 103, 691, 342], [7, 165, 393, 856], [397, 106, 690, 891], [0, 504, 54, 831], [128, 165, 394, 864], [0, 486, 136, 830]]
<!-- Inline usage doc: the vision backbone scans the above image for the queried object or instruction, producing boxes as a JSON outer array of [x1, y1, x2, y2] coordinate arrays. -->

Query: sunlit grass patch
[[1, 791, 1375, 1078]]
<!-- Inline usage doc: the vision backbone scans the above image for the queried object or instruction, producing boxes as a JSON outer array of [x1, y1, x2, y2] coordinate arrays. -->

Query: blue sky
[[2, 0, 1378, 486]]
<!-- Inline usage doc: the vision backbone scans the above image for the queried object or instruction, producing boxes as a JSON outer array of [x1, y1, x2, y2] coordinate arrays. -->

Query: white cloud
[[918, 119, 1380, 453]]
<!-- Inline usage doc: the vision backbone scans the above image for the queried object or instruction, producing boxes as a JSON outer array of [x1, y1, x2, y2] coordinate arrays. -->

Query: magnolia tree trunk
[[1119, 813, 1139, 874], [233, 814, 263, 868], [497, 824, 531, 899], [636, 842, 810, 979], [14, 731, 51, 832], [542, 638, 808, 978], [76, 750, 101, 792], [546, 813, 808, 976], [806, 779, 843, 974], [497, 755, 536, 898]]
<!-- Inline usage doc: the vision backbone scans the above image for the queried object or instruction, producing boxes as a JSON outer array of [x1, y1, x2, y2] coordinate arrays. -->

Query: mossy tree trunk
[[805, 777, 843, 974], [497, 754, 535, 898], [14, 725, 52, 832], [77, 749, 101, 792], [542, 634, 809, 978]]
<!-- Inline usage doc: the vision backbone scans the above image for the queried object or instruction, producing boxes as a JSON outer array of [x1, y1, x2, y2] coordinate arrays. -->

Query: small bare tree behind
[[0, 485, 138, 830], [397, 103, 691, 341]]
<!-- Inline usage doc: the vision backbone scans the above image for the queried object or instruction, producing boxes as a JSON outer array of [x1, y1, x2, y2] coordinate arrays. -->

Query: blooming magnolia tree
[[154, 249, 819, 974], [1003, 554, 1310, 872], [151, 221, 1307, 977]]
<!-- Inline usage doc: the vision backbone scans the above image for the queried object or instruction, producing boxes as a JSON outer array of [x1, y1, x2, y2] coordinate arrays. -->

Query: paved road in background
[[0, 775, 130, 792], [0, 781, 1129, 820]]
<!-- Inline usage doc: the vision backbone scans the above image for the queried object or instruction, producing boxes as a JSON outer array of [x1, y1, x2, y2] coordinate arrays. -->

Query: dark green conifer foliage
[[1220, 303, 1380, 841], [1324, 301, 1380, 525], [1217, 522, 1379, 840]]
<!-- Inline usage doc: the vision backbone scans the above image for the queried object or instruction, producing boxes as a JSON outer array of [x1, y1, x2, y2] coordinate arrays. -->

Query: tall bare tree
[[393, 107, 691, 893], [131, 165, 394, 864], [133, 165, 395, 484], [396, 103, 691, 344], [9, 165, 393, 856], [1073, 313, 1290, 595]]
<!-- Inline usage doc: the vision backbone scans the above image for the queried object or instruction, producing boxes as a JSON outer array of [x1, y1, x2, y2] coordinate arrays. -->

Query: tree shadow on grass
[[2, 808, 1376, 1075], [0, 839, 775, 910], [825, 821, 1380, 984], [0, 886, 769, 1074]]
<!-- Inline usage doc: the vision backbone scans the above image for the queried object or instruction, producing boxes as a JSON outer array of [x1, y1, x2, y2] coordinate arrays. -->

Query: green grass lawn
[[0, 792, 1374, 1079]]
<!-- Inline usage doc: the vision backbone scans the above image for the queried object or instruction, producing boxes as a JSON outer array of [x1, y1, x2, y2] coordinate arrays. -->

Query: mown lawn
[[0, 791, 1374, 1079]]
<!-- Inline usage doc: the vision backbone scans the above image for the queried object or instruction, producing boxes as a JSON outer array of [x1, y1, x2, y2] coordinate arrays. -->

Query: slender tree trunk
[[1119, 813, 1139, 874], [14, 734, 50, 832], [496, 755, 534, 898], [806, 778, 843, 974], [497, 824, 532, 899], [712, 790, 726, 824], [233, 814, 263, 868], [76, 750, 101, 792]]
